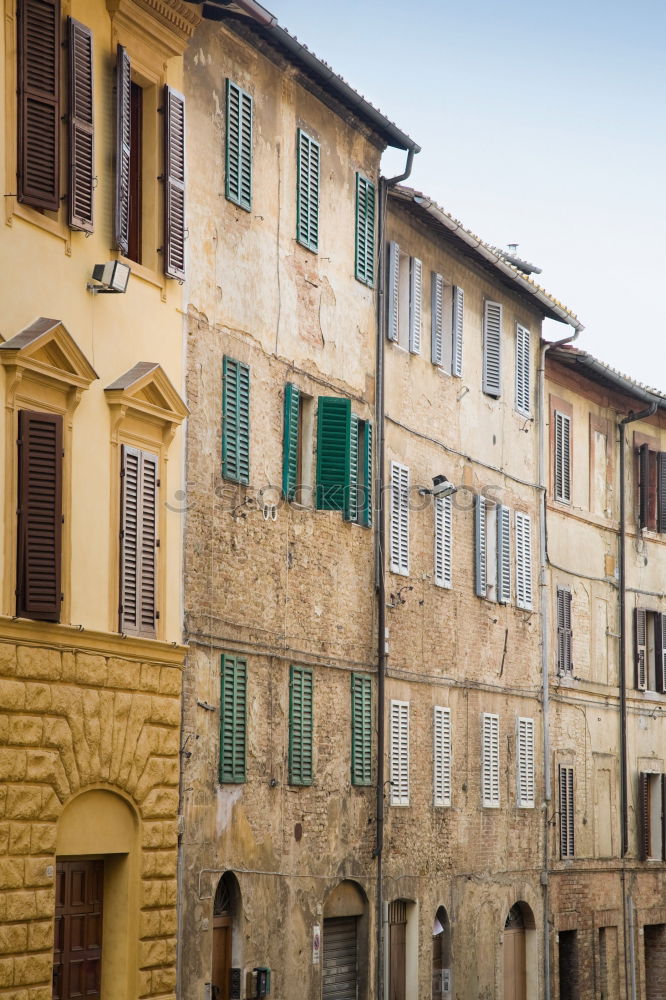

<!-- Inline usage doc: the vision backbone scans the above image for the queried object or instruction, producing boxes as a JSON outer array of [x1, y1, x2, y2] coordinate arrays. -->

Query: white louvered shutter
[[475, 494, 487, 598], [390, 700, 410, 806], [635, 608, 647, 690], [387, 241, 400, 342], [482, 301, 503, 397], [515, 324, 531, 416], [390, 461, 410, 576], [481, 712, 500, 807], [452, 286, 464, 377], [554, 411, 571, 502], [515, 512, 533, 610], [559, 765, 575, 858], [516, 717, 535, 808], [434, 495, 453, 589], [431, 272, 444, 366], [409, 257, 422, 354], [497, 504, 511, 604], [433, 706, 452, 807]]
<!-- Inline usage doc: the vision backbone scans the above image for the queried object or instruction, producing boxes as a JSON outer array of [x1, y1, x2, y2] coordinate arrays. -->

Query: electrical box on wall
[[245, 967, 271, 998], [229, 968, 241, 1000], [246, 971, 257, 998]]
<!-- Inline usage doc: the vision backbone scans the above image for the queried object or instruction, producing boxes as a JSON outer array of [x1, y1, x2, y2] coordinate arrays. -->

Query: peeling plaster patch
[[216, 785, 242, 837]]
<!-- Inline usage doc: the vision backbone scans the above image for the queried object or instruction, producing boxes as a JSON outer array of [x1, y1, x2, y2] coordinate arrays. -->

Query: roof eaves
[[547, 346, 666, 410]]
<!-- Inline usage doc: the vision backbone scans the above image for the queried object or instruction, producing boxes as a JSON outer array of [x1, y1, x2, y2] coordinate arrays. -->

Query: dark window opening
[[128, 81, 143, 264]]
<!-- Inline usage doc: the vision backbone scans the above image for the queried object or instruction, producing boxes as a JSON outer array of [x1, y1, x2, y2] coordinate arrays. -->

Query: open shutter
[[560, 765, 575, 858], [220, 655, 247, 783], [120, 446, 158, 638], [68, 17, 94, 232], [515, 512, 533, 610], [282, 383, 300, 501], [316, 396, 352, 511], [408, 257, 422, 354], [360, 422, 373, 528], [226, 80, 252, 210], [355, 173, 375, 286], [638, 772, 649, 861], [139, 452, 158, 637], [222, 357, 250, 485], [343, 414, 359, 522], [296, 129, 319, 252], [475, 494, 487, 598], [114, 44, 131, 255], [164, 86, 186, 280], [657, 453, 666, 533], [556, 587, 573, 674], [554, 412, 571, 503], [431, 272, 444, 366], [387, 241, 400, 342], [662, 774, 666, 862], [289, 666, 313, 785], [389, 461, 409, 576], [482, 301, 502, 397], [17, 0, 61, 210], [452, 286, 464, 377], [433, 706, 452, 807], [638, 443, 650, 529], [434, 495, 452, 589], [390, 700, 409, 806], [351, 673, 372, 786], [481, 713, 500, 807], [635, 607, 647, 690], [515, 324, 531, 416], [516, 717, 535, 808], [656, 614, 666, 694], [496, 504, 511, 604], [16, 410, 63, 621]]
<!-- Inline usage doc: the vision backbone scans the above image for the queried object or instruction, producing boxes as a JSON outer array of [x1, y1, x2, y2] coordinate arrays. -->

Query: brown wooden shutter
[[657, 453, 666, 533], [662, 774, 666, 862], [119, 445, 158, 638], [638, 443, 650, 529], [68, 17, 94, 232], [635, 608, 647, 690], [639, 771, 649, 861], [163, 85, 186, 280], [16, 410, 63, 621], [17, 0, 61, 210], [656, 613, 666, 694], [114, 45, 131, 255]]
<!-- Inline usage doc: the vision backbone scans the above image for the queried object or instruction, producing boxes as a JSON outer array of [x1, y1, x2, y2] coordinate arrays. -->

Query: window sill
[[111, 252, 166, 294], [9, 201, 71, 249]]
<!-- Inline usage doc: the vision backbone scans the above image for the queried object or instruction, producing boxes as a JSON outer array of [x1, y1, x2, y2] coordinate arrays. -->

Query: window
[[16, 410, 63, 622], [474, 496, 510, 603], [431, 274, 464, 375], [390, 462, 409, 576], [289, 666, 313, 785], [559, 764, 575, 858], [356, 420, 373, 528], [119, 445, 158, 638], [516, 717, 535, 808], [434, 495, 453, 589], [386, 242, 422, 352], [638, 772, 666, 861], [283, 383, 315, 505], [226, 79, 252, 210], [481, 712, 500, 808], [515, 324, 531, 417], [554, 411, 572, 503], [637, 444, 666, 532], [355, 173, 375, 286], [482, 300, 502, 397], [296, 129, 319, 252], [351, 673, 372, 786], [515, 512, 533, 611], [634, 608, 666, 692], [390, 700, 409, 806], [433, 706, 452, 807], [219, 655, 247, 783], [556, 587, 573, 675], [222, 356, 250, 485]]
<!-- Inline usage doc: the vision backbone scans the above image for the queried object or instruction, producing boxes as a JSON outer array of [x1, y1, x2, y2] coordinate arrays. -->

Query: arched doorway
[[503, 902, 536, 1000], [432, 906, 452, 999], [211, 873, 240, 1000], [322, 880, 368, 1000]]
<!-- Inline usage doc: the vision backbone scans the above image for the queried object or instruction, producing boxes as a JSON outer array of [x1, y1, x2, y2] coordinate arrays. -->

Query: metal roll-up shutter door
[[322, 916, 358, 1000]]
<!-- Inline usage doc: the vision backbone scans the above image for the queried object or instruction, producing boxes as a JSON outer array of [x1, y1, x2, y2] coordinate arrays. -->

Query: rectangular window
[[219, 654, 247, 783], [390, 700, 409, 806], [431, 275, 464, 376], [637, 445, 666, 533], [387, 244, 423, 353], [434, 495, 453, 589], [222, 356, 250, 485], [296, 128, 319, 252], [289, 665, 313, 785], [282, 384, 315, 506], [16, 410, 63, 622], [515, 324, 531, 417], [554, 410, 572, 503], [475, 497, 509, 603], [226, 79, 252, 210], [638, 771, 666, 861], [515, 512, 533, 611], [516, 717, 535, 808], [433, 706, 452, 807], [635, 608, 666, 693], [481, 712, 500, 808], [482, 300, 502, 397], [390, 461, 410, 576], [119, 444, 158, 638], [355, 173, 375, 286], [557, 587, 573, 675], [351, 673, 372, 786], [559, 764, 575, 858]]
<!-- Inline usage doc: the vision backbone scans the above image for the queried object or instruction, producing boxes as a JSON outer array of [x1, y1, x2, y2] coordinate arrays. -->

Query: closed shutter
[[219, 655, 247, 783], [638, 444, 650, 529], [114, 44, 131, 255], [360, 421, 373, 528], [481, 712, 500, 807], [120, 445, 158, 638], [433, 706, 452, 807], [635, 607, 647, 690], [657, 453, 666, 533], [316, 396, 352, 511], [164, 86, 186, 280], [343, 414, 359, 523], [282, 383, 300, 501], [17, 0, 61, 211], [559, 765, 575, 858], [431, 272, 444, 366], [515, 324, 531, 416], [475, 494, 487, 598], [68, 17, 94, 232], [557, 587, 573, 674], [496, 504, 511, 604], [554, 412, 571, 502], [515, 512, 533, 610], [355, 173, 375, 287], [289, 665, 313, 785], [434, 495, 452, 589], [408, 257, 422, 354], [389, 462, 409, 576], [16, 410, 63, 621], [452, 286, 464, 377], [656, 614, 666, 694], [296, 128, 319, 252], [222, 357, 250, 485], [387, 241, 400, 342], [322, 917, 357, 1000], [351, 673, 372, 786], [482, 301, 502, 397], [516, 717, 535, 808], [226, 79, 252, 210], [638, 772, 649, 861], [390, 700, 409, 806], [662, 774, 666, 862]]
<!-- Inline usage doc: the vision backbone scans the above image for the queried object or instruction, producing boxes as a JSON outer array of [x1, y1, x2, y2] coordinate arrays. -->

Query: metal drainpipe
[[374, 146, 415, 1000]]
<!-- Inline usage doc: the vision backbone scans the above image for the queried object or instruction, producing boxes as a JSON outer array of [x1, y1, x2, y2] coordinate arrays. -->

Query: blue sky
[[274, 0, 665, 390]]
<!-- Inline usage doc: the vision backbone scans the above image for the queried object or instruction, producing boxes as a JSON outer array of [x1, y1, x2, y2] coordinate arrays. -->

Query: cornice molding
[[0, 616, 187, 665], [107, 0, 201, 56]]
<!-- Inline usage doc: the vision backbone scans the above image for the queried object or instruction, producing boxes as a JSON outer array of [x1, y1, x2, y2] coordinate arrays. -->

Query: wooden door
[[212, 918, 231, 1000], [388, 901, 407, 1000], [503, 929, 526, 1000], [53, 860, 103, 1000]]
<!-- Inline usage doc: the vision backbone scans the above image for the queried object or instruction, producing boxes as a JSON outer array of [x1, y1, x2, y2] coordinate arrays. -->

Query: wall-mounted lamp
[[418, 474, 457, 499], [87, 261, 131, 294]]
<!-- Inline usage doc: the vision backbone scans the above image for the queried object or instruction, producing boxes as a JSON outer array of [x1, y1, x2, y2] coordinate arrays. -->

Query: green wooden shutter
[[289, 665, 313, 785], [351, 673, 372, 786], [343, 413, 359, 522], [222, 357, 250, 485], [296, 129, 319, 252], [316, 396, 351, 511], [355, 173, 375, 286], [226, 79, 252, 210], [360, 421, 373, 528], [282, 383, 300, 501], [219, 655, 247, 783]]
